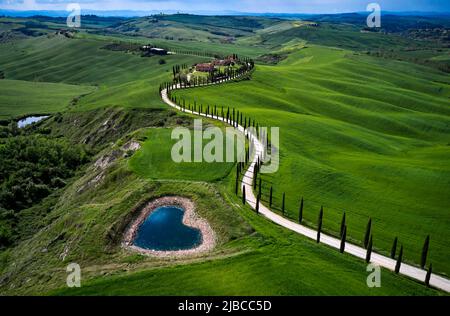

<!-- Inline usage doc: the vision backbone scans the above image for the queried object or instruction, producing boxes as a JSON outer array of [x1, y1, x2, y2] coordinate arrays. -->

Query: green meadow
[[129, 127, 241, 181], [0, 79, 94, 119], [52, 188, 441, 296], [174, 45, 450, 276]]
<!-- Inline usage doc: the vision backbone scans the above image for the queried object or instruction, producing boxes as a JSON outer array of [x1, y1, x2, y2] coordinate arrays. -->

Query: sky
[[0, 0, 449, 14]]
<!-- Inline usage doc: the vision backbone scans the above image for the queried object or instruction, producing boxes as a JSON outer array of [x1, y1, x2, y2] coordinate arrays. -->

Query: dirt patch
[[122, 141, 141, 152], [122, 196, 216, 258]]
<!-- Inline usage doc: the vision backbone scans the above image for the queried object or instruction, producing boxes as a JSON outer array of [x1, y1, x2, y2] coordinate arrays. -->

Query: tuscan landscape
[[0, 0, 449, 298]]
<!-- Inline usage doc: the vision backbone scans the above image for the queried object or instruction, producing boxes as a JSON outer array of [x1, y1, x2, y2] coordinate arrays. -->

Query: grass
[[129, 127, 239, 182], [0, 79, 94, 119], [108, 14, 281, 43], [0, 35, 213, 113], [49, 174, 442, 296], [174, 45, 450, 276]]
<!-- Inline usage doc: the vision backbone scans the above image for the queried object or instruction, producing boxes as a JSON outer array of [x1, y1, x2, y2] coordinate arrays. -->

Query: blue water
[[133, 206, 202, 251], [17, 116, 49, 128]]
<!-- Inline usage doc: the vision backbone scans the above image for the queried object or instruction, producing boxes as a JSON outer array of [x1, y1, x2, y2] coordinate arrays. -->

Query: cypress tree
[[364, 218, 372, 249], [256, 194, 260, 214], [317, 206, 323, 243], [391, 237, 398, 259], [425, 263, 432, 287], [340, 225, 347, 253], [421, 235, 430, 269], [282, 193, 286, 216], [269, 186, 273, 208], [242, 186, 246, 205], [340, 212, 346, 238], [366, 235, 373, 263], [258, 178, 262, 198], [299, 197, 304, 224], [395, 245, 403, 274]]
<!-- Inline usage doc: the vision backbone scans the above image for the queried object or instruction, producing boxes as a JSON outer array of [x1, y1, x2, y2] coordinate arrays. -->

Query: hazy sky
[[1, 0, 449, 13]]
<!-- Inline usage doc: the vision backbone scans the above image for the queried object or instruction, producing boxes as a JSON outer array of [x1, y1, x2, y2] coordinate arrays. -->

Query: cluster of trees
[[0, 134, 90, 248], [157, 47, 230, 59], [164, 57, 255, 88]]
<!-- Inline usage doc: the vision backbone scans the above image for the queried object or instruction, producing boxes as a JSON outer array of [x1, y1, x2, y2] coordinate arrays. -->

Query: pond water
[[17, 116, 49, 128], [133, 206, 202, 251]]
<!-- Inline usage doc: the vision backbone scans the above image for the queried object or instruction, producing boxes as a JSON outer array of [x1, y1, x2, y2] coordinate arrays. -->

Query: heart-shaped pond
[[132, 206, 202, 251]]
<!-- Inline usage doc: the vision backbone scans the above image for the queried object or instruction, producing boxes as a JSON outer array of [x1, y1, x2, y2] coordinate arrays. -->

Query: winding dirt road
[[160, 77, 450, 293]]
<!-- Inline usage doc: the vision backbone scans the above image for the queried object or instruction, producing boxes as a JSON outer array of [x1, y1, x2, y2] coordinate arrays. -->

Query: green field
[[174, 45, 450, 276], [129, 127, 239, 181], [0, 79, 94, 119], [52, 195, 441, 296]]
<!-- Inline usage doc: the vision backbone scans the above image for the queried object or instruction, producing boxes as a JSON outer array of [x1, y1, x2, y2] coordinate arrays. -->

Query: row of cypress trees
[[239, 173, 435, 287]]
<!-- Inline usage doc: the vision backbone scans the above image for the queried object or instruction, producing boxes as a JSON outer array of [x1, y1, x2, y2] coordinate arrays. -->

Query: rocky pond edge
[[122, 196, 216, 258]]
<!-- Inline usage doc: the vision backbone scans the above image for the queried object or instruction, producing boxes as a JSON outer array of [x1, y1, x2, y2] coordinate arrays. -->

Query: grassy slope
[[174, 45, 450, 276], [255, 23, 420, 51], [0, 79, 94, 119], [49, 169, 441, 296], [111, 14, 280, 43], [129, 127, 240, 182], [0, 34, 268, 114]]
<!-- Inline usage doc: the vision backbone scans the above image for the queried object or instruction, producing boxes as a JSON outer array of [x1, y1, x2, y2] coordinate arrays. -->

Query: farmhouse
[[196, 63, 215, 72], [212, 56, 236, 66], [212, 59, 231, 66]]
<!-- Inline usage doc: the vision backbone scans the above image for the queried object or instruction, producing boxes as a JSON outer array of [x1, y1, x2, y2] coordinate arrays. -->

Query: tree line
[[235, 163, 435, 287], [0, 124, 90, 248]]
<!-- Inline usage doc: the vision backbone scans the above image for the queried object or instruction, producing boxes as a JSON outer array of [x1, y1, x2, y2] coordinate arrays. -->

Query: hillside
[[174, 45, 450, 276]]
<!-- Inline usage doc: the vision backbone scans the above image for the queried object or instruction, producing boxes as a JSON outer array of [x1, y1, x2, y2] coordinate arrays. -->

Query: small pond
[[17, 116, 49, 128], [133, 206, 202, 251]]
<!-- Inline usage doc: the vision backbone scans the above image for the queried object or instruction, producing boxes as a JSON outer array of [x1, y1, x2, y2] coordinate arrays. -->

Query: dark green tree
[[391, 237, 398, 259], [242, 186, 246, 205], [366, 235, 373, 263], [364, 218, 372, 249], [340, 225, 347, 253], [395, 245, 403, 274], [421, 235, 430, 269], [425, 263, 432, 287], [317, 206, 323, 243], [269, 186, 273, 208], [299, 197, 304, 224], [256, 194, 260, 214], [340, 212, 346, 238], [259, 178, 262, 198]]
